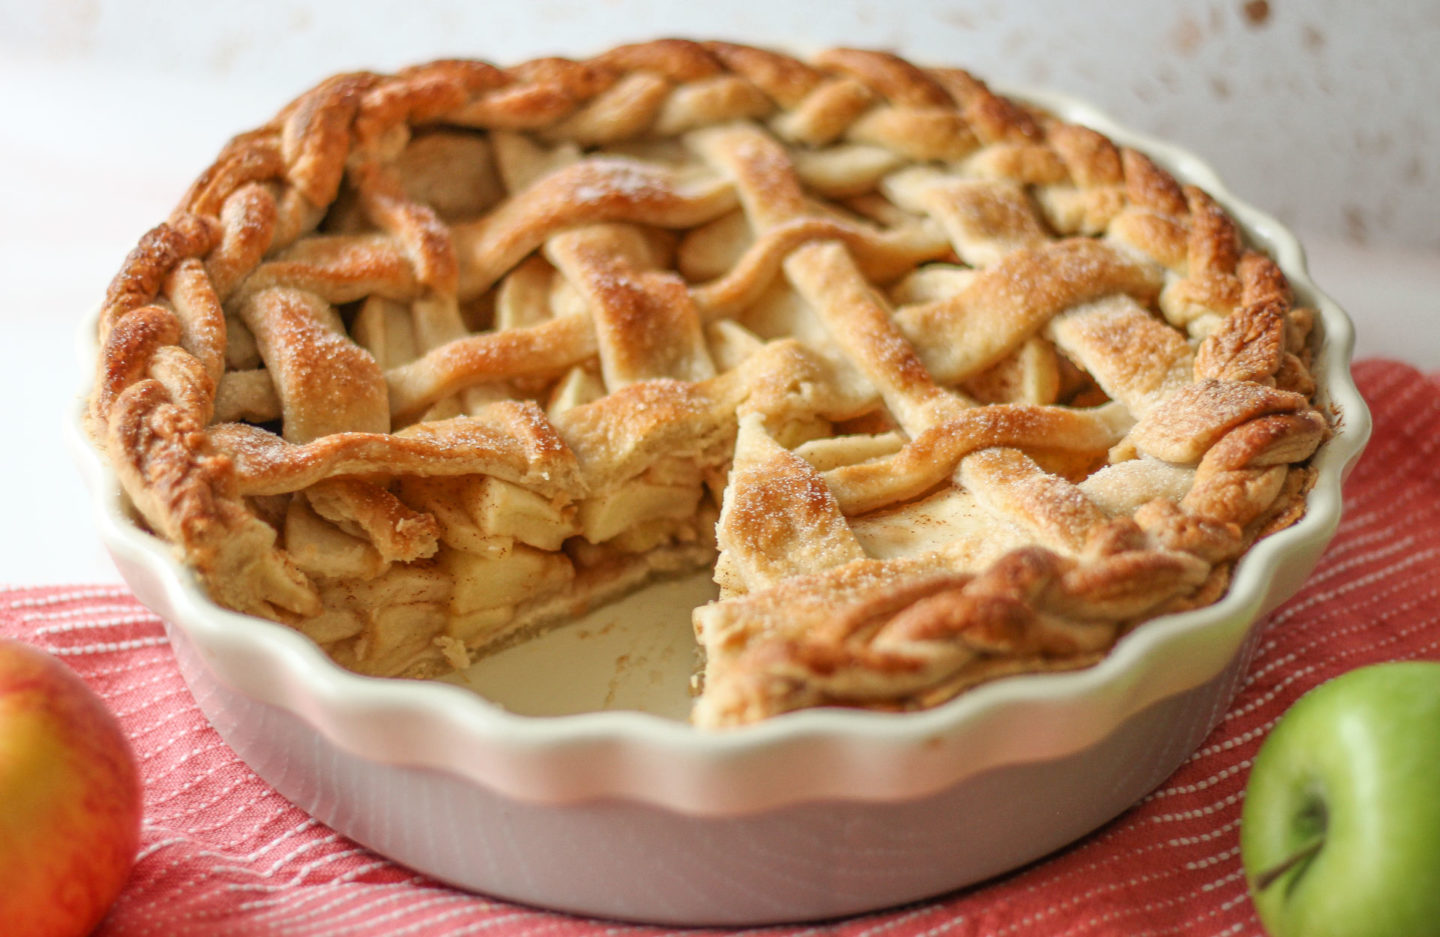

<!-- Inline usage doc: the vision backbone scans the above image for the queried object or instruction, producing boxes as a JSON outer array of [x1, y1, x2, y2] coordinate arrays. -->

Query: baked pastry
[[87, 41, 1328, 727]]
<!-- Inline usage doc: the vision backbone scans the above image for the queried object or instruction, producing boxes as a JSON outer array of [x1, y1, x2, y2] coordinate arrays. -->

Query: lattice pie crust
[[88, 42, 1328, 727]]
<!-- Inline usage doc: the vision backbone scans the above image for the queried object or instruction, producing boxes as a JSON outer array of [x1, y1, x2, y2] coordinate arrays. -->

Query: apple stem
[[1253, 836, 1324, 892]]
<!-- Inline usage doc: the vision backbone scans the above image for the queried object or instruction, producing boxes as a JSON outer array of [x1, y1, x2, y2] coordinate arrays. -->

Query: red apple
[[0, 637, 143, 937]]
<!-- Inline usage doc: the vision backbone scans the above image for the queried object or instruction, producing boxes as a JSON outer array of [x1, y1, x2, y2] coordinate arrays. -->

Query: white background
[[2, 0, 1436, 586]]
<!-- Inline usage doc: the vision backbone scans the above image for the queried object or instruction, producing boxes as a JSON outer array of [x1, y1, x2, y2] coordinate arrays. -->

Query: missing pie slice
[[87, 41, 1328, 727]]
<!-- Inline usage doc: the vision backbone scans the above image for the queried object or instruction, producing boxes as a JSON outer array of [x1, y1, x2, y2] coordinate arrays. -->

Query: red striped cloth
[[4, 358, 1438, 936]]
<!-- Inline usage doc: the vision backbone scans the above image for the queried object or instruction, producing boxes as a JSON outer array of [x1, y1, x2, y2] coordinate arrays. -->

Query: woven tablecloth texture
[[4, 358, 1437, 937]]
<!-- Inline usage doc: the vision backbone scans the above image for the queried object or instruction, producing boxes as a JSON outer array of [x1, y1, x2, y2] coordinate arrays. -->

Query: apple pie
[[87, 41, 1328, 727]]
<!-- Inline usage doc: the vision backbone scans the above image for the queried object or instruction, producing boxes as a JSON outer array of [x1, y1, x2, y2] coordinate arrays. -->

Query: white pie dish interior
[[70, 84, 1371, 926]]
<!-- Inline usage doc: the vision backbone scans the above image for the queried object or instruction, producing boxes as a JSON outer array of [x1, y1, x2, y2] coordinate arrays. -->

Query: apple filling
[[279, 463, 721, 676]]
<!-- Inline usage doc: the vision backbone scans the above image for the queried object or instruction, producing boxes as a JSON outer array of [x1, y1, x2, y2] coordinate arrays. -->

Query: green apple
[[0, 637, 144, 937], [1241, 660, 1440, 937]]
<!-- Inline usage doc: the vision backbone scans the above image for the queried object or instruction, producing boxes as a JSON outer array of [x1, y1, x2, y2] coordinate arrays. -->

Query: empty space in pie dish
[[442, 570, 715, 718]]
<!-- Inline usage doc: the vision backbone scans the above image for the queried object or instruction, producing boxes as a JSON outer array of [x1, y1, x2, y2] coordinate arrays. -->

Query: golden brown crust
[[86, 40, 1330, 726]]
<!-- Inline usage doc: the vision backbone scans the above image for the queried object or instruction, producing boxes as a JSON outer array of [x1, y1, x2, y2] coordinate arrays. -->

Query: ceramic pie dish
[[72, 42, 1369, 925]]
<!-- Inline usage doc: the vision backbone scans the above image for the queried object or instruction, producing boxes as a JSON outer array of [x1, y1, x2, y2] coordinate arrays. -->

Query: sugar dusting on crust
[[570, 160, 667, 206]]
